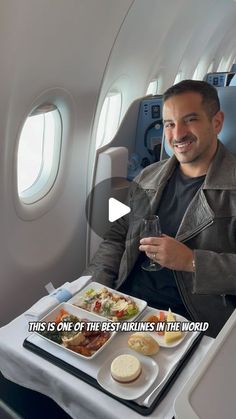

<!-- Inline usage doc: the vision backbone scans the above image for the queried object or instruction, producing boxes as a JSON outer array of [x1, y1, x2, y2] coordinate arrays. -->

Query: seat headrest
[[163, 86, 236, 157], [217, 86, 236, 154], [229, 74, 236, 86]]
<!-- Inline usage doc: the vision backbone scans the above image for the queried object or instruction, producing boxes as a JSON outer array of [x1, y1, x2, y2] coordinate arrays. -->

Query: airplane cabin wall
[[1, 0, 236, 325], [0, 0, 133, 325]]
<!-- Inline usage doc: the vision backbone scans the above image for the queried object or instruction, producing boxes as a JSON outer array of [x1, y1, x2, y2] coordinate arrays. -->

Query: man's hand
[[139, 234, 194, 272]]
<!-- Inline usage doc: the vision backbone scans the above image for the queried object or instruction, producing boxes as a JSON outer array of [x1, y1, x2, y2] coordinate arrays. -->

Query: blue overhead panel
[[128, 96, 163, 180], [204, 72, 235, 87]]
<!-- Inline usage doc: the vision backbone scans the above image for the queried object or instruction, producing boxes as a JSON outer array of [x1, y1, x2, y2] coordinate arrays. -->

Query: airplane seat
[[88, 97, 143, 261], [93, 94, 163, 189], [161, 85, 236, 159], [230, 63, 236, 72], [204, 71, 235, 87], [88, 95, 163, 261], [217, 86, 236, 154], [229, 74, 236, 86], [128, 95, 163, 179]]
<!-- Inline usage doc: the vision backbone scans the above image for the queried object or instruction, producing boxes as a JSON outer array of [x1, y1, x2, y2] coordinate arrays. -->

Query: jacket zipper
[[174, 218, 214, 320], [221, 294, 227, 306], [173, 270, 198, 321], [178, 219, 214, 244]]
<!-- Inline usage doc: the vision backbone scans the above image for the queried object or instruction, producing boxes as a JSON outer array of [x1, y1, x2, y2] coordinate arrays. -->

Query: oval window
[[146, 79, 159, 95], [17, 104, 62, 204], [174, 71, 183, 84], [96, 91, 122, 149]]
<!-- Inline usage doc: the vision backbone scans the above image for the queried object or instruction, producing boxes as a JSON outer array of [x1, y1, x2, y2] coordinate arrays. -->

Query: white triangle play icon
[[108, 198, 131, 222]]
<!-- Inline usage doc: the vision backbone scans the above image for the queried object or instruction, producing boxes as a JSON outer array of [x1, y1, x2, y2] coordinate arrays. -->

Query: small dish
[[141, 309, 188, 348], [97, 348, 159, 400], [69, 281, 147, 321], [36, 302, 116, 359]]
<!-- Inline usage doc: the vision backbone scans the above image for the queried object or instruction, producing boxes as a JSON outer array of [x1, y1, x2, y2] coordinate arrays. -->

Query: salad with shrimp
[[73, 287, 139, 321]]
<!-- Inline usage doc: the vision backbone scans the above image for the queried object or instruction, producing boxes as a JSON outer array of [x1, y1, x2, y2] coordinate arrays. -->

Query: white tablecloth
[[0, 312, 213, 419]]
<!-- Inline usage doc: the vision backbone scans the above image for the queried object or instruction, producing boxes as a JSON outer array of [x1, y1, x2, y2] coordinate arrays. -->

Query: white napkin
[[24, 275, 92, 320], [135, 330, 200, 407]]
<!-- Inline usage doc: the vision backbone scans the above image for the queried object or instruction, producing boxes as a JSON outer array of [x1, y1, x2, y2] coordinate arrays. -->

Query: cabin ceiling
[[1, 0, 236, 101], [102, 0, 236, 100]]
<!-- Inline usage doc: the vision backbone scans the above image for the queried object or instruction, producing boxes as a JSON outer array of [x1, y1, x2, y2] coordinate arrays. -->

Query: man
[[84, 80, 236, 338]]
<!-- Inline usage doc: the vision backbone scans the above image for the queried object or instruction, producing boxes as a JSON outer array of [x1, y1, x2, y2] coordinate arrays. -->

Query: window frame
[[95, 90, 122, 149], [146, 79, 159, 95], [13, 88, 75, 221], [17, 106, 62, 204]]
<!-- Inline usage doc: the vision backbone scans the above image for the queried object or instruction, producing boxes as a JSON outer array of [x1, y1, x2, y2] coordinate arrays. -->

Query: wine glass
[[140, 215, 163, 271]]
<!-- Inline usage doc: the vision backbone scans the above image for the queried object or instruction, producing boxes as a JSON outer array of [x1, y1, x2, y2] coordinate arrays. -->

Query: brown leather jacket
[[84, 141, 236, 337]]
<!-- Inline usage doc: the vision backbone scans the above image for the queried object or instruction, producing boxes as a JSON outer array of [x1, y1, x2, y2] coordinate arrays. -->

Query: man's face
[[163, 91, 223, 167]]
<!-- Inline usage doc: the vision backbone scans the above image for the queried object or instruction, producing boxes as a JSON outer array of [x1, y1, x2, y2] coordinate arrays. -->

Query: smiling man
[[85, 80, 236, 337], [139, 81, 225, 273], [163, 84, 224, 175]]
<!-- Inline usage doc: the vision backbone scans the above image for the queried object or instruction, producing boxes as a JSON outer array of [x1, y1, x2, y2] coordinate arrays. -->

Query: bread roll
[[110, 354, 141, 383], [128, 332, 159, 356]]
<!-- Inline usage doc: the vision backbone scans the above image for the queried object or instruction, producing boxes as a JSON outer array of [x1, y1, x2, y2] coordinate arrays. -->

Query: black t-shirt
[[119, 165, 205, 318]]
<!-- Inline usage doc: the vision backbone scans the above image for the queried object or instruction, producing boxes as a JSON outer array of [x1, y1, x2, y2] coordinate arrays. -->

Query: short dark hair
[[163, 79, 220, 119]]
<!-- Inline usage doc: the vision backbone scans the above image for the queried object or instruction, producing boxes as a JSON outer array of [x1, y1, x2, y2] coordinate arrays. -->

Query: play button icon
[[108, 198, 131, 222], [85, 176, 151, 239]]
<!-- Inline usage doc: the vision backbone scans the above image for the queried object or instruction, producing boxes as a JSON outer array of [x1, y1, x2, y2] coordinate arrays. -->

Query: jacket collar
[[203, 140, 236, 190], [138, 156, 176, 190], [139, 140, 236, 191]]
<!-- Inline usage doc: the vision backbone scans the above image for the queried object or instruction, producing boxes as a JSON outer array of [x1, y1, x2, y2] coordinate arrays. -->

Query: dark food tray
[[23, 332, 203, 416]]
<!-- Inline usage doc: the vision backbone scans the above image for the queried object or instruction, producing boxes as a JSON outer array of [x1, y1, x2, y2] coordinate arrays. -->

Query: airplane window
[[174, 71, 183, 84], [146, 80, 159, 95], [217, 56, 233, 72], [192, 62, 209, 81], [206, 61, 215, 74], [17, 104, 62, 204], [192, 65, 201, 80], [96, 91, 122, 149]]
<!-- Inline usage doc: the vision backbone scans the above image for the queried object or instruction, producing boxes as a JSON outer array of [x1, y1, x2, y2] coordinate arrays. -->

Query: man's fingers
[[139, 244, 161, 252], [140, 237, 162, 245], [146, 252, 160, 261]]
